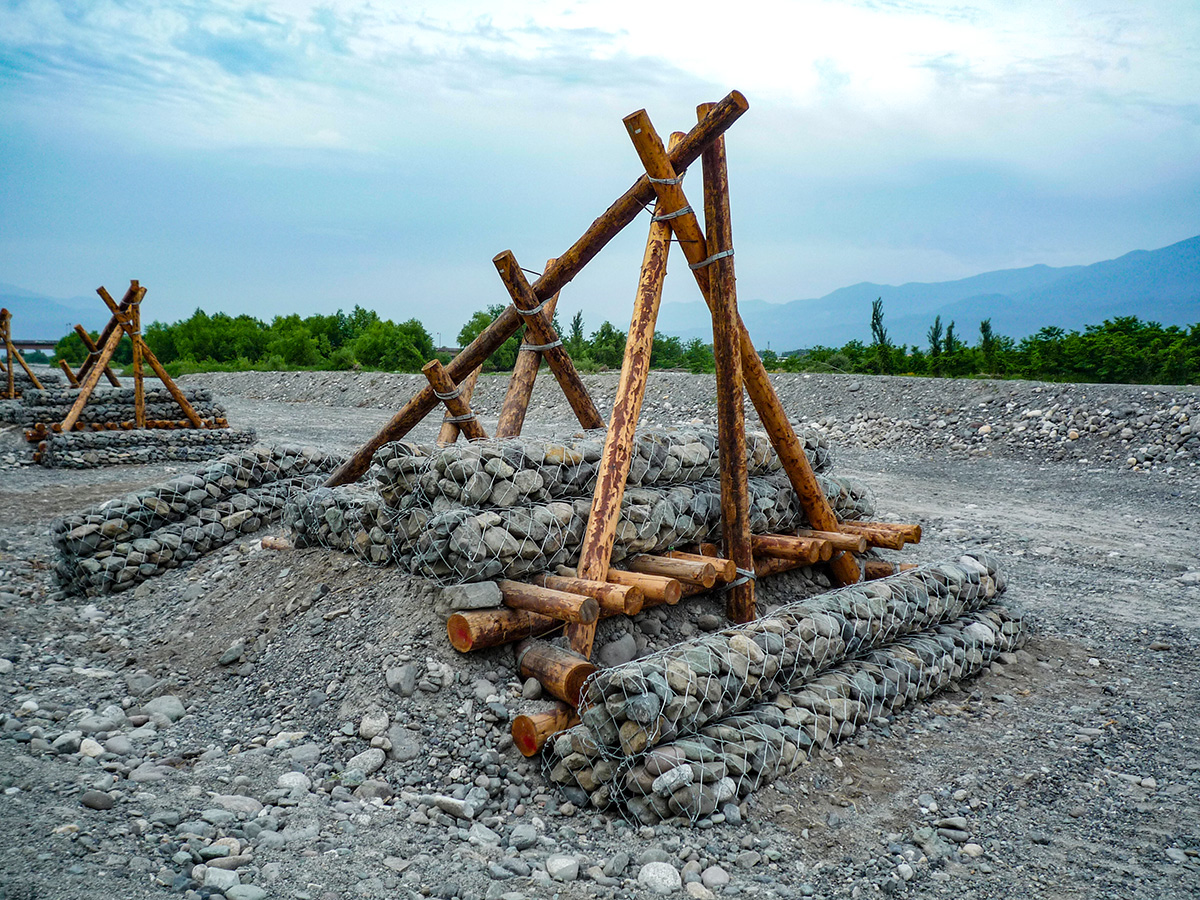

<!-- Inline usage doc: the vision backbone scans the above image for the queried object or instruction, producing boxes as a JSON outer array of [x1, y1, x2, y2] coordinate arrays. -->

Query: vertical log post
[[437, 365, 482, 445], [496, 258, 561, 439], [422, 360, 488, 441], [566, 137, 677, 658], [323, 92, 750, 487], [1, 309, 45, 394], [624, 109, 860, 587], [698, 102, 755, 623], [1, 310, 12, 399], [492, 252, 604, 432], [130, 299, 145, 429]]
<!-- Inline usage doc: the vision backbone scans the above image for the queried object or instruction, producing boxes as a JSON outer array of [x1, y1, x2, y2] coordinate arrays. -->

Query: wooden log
[[515, 640, 596, 707], [493, 251, 604, 432], [437, 365, 481, 445], [60, 312, 130, 432], [664, 550, 736, 583], [840, 521, 922, 543], [323, 92, 750, 487], [753, 555, 811, 579], [95, 286, 205, 428], [698, 105, 754, 623], [567, 163, 675, 657], [447, 608, 560, 653], [77, 282, 136, 383], [131, 300, 145, 428], [57, 358, 79, 387], [861, 559, 899, 581], [1, 310, 11, 400], [625, 108, 861, 588], [1, 308, 44, 392], [512, 704, 580, 757], [499, 580, 598, 625], [590, 568, 681, 606], [531, 573, 643, 616], [496, 258, 560, 439], [625, 554, 717, 588], [837, 522, 905, 550], [421, 359, 488, 442], [794, 528, 869, 553], [751, 533, 831, 563]]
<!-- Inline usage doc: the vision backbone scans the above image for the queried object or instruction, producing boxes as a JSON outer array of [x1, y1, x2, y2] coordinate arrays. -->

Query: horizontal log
[[531, 573, 643, 616], [515, 640, 596, 707], [446, 608, 560, 653], [560, 566, 682, 607], [751, 534, 832, 563], [499, 580, 598, 625], [512, 704, 580, 757], [752, 555, 810, 579], [838, 523, 904, 550], [851, 521, 923, 543], [793, 528, 869, 553], [861, 559, 899, 581], [625, 554, 717, 588], [664, 550, 736, 582]]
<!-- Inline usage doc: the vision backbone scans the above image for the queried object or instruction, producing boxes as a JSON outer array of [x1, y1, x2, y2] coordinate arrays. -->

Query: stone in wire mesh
[[1, 386, 220, 426], [51, 444, 343, 594], [36, 427, 257, 469]]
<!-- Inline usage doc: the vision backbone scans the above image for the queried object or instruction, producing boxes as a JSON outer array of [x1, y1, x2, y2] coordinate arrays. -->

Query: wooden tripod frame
[[1, 308, 45, 399]]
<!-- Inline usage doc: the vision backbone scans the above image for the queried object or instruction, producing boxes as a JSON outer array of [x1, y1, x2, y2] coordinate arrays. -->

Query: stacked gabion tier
[[0, 368, 63, 400], [542, 553, 1027, 825], [51, 445, 342, 595], [286, 427, 869, 583], [37, 427, 257, 469], [1, 386, 221, 426]]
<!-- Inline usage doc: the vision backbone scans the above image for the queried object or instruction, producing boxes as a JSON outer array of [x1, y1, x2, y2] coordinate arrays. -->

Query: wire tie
[[651, 205, 693, 223], [520, 339, 563, 352], [433, 386, 463, 401], [689, 248, 735, 270]]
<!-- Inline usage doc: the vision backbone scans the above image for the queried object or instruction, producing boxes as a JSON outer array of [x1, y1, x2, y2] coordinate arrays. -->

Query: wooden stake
[[512, 704, 580, 757], [698, 104, 755, 623], [60, 309, 131, 432], [0, 309, 45, 396], [587, 568, 682, 607], [76, 282, 138, 386], [447, 608, 561, 653], [839, 521, 922, 543], [566, 142, 677, 657], [58, 358, 79, 387], [73, 325, 122, 388], [531, 573, 644, 616], [515, 640, 596, 707], [499, 580, 599, 624], [422, 359, 488, 442], [131, 300, 145, 428], [497, 258, 560, 439], [624, 108, 861, 587], [837, 522, 905, 550], [324, 92, 750, 487], [437, 365, 482, 445], [493, 251, 604, 432]]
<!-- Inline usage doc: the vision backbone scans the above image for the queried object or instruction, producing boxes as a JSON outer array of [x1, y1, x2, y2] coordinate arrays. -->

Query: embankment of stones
[[1, 368, 63, 398], [1, 386, 220, 426], [285, 428, 866, 582], [542, 553, 1027, 824], [51, 445, 343, 595], [37, 427, 258, 469]]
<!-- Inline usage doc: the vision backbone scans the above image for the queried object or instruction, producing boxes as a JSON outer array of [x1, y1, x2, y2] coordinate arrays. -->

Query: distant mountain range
[[0, 284, 111, 340], [656, 234, 1200, 351]]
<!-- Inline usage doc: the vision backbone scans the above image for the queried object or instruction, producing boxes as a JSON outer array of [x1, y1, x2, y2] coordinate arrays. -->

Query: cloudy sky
[[2, 0, 1197, 341]]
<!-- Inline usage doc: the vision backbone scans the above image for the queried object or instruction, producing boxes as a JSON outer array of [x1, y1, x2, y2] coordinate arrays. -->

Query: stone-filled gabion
[[0, 368, 63, 397], [287, 473, 873, 583], [545, 601, 1026, 824], [3, 386, 221, 426], [372, 428, 832, 508], [51, 445, 343, 594], [572, 553, 1004, 760], [38, 428, 258, 469]]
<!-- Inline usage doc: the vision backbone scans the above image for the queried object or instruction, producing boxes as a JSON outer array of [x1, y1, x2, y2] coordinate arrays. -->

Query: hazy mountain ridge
[[657, 235, 1200, 351], [0, 283, 110, 339]]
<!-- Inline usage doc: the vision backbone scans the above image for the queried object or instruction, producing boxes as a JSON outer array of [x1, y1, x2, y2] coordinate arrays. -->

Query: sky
[[1, 0, 1198, 343]]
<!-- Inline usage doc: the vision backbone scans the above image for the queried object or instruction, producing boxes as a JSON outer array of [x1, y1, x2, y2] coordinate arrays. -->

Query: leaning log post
[[566, 164, 675, 657], [512, 704, 580, 757], [624, 108, 861, 587], [437, 365, 482, 445], [323, 92, 750, 487], [60, 302, 133, 432], [699, 104, 755, 623], [496, 258, 561, 439], [74, 325, 122, 388], [77, 282, 138, 385], [515, 640, 596, 707], [421, 359, 488, 442], [1, 309, 44, 393], [57, 359, 80, 387], [492, 252, 604, 432]]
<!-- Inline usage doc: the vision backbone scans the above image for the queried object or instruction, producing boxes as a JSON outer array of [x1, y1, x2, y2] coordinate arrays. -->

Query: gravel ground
[[1, 370, 1197, 900]]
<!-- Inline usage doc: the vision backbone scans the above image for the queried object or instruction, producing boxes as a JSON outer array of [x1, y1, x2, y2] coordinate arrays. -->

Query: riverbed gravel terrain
[[1, 369, 1197, 900]]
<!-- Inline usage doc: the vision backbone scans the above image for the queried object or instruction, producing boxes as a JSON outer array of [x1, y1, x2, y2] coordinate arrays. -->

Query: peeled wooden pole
[[753, 554, 815, 579], [566, 172, 676, 657], [839, 521, 922, 543], [1, 309, 44, 393], [861, 559, 899, 580], [532, 573, 644, 616], [422, 359, 488, 442], [57, 358, 79, 387], [447, 608, 560, 653], [625, 553, 717, 588], [513, 703, 580, 757], [496, 258, 560, 438], [515, 640, 596, 707], [73, 325, 122, 388], [60, 311, 130, 432], [575, 567, 682, 607], [664, 549, 737, 583], [493, 252, 604, 432], [437, 365, 482, 445], [751, 533, 832, 563], [499, 580, 599, 625], [837, 523, 905, 550], [794, 528, 869, 553], [76, 282, 137, 385], [698, 103, 755, 623], [625, 109, 860, 588], [95, 287, 205, 428], [131, 301, 145, 428], [324, 92, 750, 487]]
